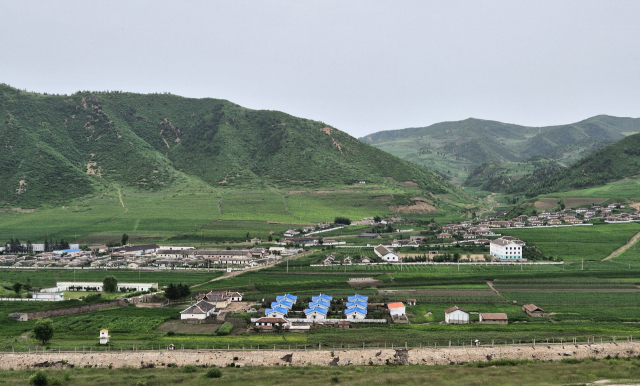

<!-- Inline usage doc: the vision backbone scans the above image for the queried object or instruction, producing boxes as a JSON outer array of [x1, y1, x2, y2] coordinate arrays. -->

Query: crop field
[[285, 191, 394, 222], [501, 223, 640, 261], [171, 220, 293, 243], [0, 269, 221, 289], [543, 178, 640, 201]]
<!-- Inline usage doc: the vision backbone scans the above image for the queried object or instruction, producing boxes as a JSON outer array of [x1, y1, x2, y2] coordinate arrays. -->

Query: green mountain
[[503, 132, 640, 198], [0, 84, 466, 209], [360, 116, 640, 184]]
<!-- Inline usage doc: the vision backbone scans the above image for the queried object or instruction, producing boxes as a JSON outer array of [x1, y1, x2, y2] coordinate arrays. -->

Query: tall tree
[[12, 282, 22, 296], [121, 233, 129, 246], [33, 319, 54, 345], [103, 276, 118, 293]]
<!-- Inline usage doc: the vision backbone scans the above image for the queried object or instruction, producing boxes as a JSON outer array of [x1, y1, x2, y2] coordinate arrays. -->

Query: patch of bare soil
[[320, 127, 333, 135], [155, 319, 222, 333], [349, 279, 384, 288], [390, 201, 438, 214], [371, 195, 392, 201], [534, 198, 558, 209], [11, 208, 35, 213]]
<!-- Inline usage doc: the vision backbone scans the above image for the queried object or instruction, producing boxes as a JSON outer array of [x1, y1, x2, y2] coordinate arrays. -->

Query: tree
[[334, 217, 351, 225], [373, 216, 382, 223], [268, 235, 273, 242], [29, 370, 48, 386], [121, 233, 129, 246], [164, 283, 179, 300], [12, 282, 22, 297], [178, 283, 191, 298], [103, 276, 118, 293], [33, 319, 54, 345]]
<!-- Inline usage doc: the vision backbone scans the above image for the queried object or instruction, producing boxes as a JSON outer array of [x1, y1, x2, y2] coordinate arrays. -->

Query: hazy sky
[[1, 1, 639, 137]]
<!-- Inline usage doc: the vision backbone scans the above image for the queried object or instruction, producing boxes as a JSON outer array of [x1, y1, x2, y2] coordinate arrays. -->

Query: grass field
[[541, 178, 640, 201], [501, 223, 640, 261], [5, 358, 640, 386]]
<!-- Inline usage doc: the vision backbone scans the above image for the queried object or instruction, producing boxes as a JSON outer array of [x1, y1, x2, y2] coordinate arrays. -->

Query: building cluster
[[1, 244, 296, 269], [179, 290, 244, 322]]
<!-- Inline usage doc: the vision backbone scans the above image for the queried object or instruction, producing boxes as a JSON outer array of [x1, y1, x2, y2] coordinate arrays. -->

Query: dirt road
[[601, 229, 640, 261]]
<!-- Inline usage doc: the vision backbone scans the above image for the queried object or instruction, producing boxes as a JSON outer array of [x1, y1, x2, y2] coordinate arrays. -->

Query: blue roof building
[[304, 306, 328, 320], [312, 294, 333, 302], [344, 306, 367, 320], [265, 306, 289, 317], [346, 300, 368, 309], [277, 294, 297, 303], [348, 294, 368, 302], [309, 300, 330, 309], [271, 300, 293, 309]]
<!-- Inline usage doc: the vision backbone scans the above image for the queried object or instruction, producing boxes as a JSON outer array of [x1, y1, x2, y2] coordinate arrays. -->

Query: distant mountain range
[[360, 116, 640, 184], [0, 84, 465, 208]]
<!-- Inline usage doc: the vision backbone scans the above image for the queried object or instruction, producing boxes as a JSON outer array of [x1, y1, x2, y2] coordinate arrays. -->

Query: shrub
[[205, 367, 222, 378], [181, 364, 198, 373], [166, 331, 175, 337], [216, 322, 234, 336], [29, 371, 48, 386]]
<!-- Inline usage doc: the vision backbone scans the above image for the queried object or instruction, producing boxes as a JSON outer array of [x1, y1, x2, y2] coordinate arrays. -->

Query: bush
[[205, 367, 222, 378], [181, 364, 198, 373], [29, 371, 48, 386], [216, 322, 234, 336]]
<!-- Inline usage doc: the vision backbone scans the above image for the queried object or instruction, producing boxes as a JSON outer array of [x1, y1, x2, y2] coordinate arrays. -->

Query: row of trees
[[4, 238, 71, 254], [164, 283, 191, 300]]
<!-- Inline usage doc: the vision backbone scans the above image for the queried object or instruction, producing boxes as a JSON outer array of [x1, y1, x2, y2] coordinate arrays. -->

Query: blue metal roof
[[312, 294, 333, 302], [344, 306, 367, 315], [59, 248, 81, 253], [266, 306, 288, 315], [309, 300, 330, 309], [304, 306, 328, 315], [277, 294, 297, 302], [348, 294, 368, 302], [271, 300, 293, 309], [346, 300, 368, 309]]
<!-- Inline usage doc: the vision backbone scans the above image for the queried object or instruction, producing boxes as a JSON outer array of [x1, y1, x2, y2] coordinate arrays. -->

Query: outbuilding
[[479, 313, 508, 324], [387, 302, 406, 317], [444, 306, 469, 324], [522, 304, 546, 317]]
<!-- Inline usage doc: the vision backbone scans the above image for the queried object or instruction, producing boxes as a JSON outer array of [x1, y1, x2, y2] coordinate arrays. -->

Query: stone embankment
[[1, 342, 638, 369]]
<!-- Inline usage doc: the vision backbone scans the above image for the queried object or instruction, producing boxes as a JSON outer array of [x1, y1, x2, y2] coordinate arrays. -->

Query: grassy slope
[[360, 115, 640, 184]]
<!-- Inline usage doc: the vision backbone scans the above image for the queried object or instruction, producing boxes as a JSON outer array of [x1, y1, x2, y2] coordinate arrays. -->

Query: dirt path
[[486, 280, 505, 299], [116, 187, 125, 208], [190, 251, 312, 289], [601, 229, 640, 261]]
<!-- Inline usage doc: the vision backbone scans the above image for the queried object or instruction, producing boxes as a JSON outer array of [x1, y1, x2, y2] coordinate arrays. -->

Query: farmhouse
[[437, 233, 452, 239], [304, 306, 328, 321], [444, 306, 469, 324], [271, 300, 294, 310], [489, 237, 524, 260], [348, 294, 368, 302], [344, 306, 367, 320], [254, 317, 290, 330], [312, 294, 333, 302], [479, 313, 508, 324], [265, 306, 289, 318], [522, 304, 546, 317], [180, 300, 216, 321], [374, 245, 399, 262], [99, 329, 109, 345], [32, 292, 64, 301], [387, 302, 406, 317], [195, 290, 242, 308], [283, 229, 300, 237]]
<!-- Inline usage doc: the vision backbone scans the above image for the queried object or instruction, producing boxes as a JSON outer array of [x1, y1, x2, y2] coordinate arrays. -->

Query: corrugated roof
[[444, 305, 468, 314]]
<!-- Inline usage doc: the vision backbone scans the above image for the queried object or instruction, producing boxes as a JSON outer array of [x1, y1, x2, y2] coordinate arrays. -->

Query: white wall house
[[304, 306, 327, 321], [99, 329, 109, 344], [32, 292, 64, 301], [444, 306, 469, 324], [489, 237, 524, 259], [374, 245, 399, 262], [344, 306, 367, 320], [180, 300, 216, 320], [388, 302, 406, 316]]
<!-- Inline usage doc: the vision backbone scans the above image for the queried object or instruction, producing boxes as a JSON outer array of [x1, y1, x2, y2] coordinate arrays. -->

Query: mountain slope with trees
[[0, 84, 467, 208]]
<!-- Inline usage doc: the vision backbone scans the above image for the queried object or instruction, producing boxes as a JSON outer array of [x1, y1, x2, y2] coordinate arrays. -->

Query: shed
[[444, 306, 469, 324], [406, 299, 416, 306], [99, 329, 109, 345], [522, 304, 545, 317], [479, 313, 508, 324]]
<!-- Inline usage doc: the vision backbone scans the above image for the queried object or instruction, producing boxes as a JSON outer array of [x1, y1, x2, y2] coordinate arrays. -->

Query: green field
[[5, 358, 640, 386], [501, 223, 640, 261]]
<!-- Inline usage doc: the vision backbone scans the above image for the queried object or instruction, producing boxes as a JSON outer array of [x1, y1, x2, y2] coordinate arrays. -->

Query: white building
[[444, 306, 469, 324], [344, 306, 367, 320], [99, 329, 109, 344], [304, 306, 328, 321], [32, 292, 64, 301], [489, 237, 524, 260], [374, 245, 399, 262], [180, 300, 216, 320], [387, 302, 406, 317]]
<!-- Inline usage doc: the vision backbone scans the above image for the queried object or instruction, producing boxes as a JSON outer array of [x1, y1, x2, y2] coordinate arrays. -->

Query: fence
[[0, 297, 61, 302], [1, 335, 636, 354]]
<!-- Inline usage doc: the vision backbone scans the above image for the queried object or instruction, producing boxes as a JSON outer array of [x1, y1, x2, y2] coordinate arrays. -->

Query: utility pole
[[287, 259, 289, 273], [582, 258, 584, 270]]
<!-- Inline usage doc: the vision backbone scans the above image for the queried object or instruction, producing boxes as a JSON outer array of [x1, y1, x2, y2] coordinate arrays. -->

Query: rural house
[[374, 245, 399, 262], [180, 300, 216, 321], [522, 304, 546, 317], [479, 313, 508, 324], [387, 302, 406, 317]]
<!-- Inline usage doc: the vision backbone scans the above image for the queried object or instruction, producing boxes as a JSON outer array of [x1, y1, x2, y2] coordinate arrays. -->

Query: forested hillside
[[0, 84, 466, 208]]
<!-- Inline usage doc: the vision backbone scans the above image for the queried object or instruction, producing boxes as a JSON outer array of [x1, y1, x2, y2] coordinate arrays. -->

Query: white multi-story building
[[489, 237, 524, 260]]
